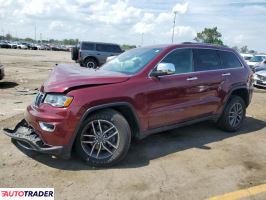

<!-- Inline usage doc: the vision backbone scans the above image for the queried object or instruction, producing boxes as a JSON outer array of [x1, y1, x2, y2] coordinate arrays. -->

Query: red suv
[[4, 43, 253, 167]]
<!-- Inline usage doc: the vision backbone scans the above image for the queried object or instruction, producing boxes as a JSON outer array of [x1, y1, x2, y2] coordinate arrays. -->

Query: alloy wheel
[[86, 61, 95, 68], [228, 102, 243, 128], [80, 120, 120, 159]]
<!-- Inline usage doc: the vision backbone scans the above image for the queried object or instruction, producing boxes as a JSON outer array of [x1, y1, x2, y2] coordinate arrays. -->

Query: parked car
[[253, 58, 266, 68], [0, 64, 4, 80], [71, 41, 123, 68], [0, 41, 11, 48], [36, 44, 45, 50], [17, 43, 28, 49], [247, 55, 266, 69], [254, 65, 266, 73], [240, 53, 253, 62], [253, 66, 266, 88], [8, 42, 17, 49], [4, 43, 253, 167]]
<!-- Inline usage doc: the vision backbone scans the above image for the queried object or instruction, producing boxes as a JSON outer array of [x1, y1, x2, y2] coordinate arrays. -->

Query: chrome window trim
[[148, 47, 245, 79]]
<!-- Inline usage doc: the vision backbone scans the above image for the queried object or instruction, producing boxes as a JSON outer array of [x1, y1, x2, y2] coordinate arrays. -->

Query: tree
[[121, 44, 136, 51], [248, 49, 257, 54], [5, 33, 12, 40], [232, 46, 239, 52], [240, 46, 248, 53], [194, 27, 224, 45]]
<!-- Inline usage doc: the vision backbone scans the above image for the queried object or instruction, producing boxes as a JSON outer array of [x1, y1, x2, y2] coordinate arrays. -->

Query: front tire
[[217, 95, 246, 132], [75, 109, 131, 167]]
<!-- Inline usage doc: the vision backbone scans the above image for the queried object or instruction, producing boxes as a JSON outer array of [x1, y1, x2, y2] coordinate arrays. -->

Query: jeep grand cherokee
[[4, 43, 253, 167]]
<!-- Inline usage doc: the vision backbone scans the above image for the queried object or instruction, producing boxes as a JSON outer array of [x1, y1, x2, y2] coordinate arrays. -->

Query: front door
[[147, 48, 224, 129]]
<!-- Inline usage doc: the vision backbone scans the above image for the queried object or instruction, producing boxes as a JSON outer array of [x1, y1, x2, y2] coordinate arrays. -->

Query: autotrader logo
[[0, 188, 54, 200]]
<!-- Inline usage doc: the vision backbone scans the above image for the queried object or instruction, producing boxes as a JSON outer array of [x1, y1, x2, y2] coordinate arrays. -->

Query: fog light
[[39, 122, 55, 132]]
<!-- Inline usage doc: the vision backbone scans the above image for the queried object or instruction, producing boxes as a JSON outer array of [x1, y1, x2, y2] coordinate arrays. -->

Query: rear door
[[192, 48, 227, 115], [95, 44, 110, 64], [217, 50, 245, 98]]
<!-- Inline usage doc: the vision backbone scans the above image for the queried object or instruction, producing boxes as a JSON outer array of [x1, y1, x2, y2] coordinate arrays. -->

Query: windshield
[[250, 56, 264, 62], [101, 47, 163, 75]]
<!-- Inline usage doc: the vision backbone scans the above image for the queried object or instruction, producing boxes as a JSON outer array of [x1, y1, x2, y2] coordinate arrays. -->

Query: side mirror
[[150, 63, 175, 77]]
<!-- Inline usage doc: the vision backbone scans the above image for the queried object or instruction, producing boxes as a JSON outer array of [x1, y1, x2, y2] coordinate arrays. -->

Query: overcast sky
[[0, 0, 266, 52]]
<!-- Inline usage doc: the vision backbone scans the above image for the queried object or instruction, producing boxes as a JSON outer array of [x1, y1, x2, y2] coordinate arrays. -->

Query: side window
[[219, 51, 242, 68], [81, 43, 94, 50], [161, 49, 193, 74], [194, 49, 221, 71], [96, 44, 122, 52], [111, 45, 122, 53], [96, 44, 106, 52]]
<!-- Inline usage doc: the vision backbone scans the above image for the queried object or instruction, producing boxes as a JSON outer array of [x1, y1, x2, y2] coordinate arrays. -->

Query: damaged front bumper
[[3, 119, 64, 156]]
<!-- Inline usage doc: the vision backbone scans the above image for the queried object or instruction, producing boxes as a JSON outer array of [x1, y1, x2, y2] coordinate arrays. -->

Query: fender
[[64, 102, 142, 155], [217, 84, 250, 118], [83, 56, 99, 65]]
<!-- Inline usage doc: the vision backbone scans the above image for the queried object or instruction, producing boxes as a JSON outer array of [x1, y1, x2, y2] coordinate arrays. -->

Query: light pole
[[171, 11, 177, 43], [141, 32, 144, 46], [34, 24, 37, 42]]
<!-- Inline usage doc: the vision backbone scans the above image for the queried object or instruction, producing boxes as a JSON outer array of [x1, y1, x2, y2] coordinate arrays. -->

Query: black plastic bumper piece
[[3, 119, 64, 156]]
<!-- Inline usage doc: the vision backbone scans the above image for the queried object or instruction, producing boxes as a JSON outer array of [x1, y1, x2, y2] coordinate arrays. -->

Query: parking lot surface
[[0, 49, 266, 200]]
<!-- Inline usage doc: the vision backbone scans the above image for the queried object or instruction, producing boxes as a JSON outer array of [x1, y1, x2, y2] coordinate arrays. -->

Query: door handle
[[222, 73, 231, 76], [186, 77, 198, 81]]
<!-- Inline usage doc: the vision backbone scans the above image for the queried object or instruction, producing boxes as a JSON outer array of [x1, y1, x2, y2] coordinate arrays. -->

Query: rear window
[[194, 49, 221, 71], [219, 51, 242, 68], [96, 44, 122, 53], [81, 43, 94, 50]]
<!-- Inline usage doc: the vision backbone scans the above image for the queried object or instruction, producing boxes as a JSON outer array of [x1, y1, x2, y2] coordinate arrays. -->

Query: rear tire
[[217, 95, 246, 132], [83, 58, 97, 68], [75, 109, 131, 167]]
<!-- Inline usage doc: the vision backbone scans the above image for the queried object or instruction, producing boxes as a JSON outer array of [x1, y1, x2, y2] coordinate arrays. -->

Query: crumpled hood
[[43, 64, 130, 93]]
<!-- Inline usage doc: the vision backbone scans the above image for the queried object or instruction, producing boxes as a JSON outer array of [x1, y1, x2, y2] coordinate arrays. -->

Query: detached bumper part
[[3, 119, 63, 156]]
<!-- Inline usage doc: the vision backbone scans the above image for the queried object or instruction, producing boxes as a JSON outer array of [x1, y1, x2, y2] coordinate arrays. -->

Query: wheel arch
[[83, 56, 99, 66], [218, 86, 250, 118], [230, 88, 250, 107], [68, 102, 141, 153]]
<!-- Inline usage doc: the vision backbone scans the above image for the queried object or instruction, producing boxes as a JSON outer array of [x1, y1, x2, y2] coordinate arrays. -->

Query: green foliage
[[240, 45, 248, 53], [120, 44, 136, 51], [232, 45, 257, 54], [0, 34, 79, 45], [232, 46, 239, 52], [194, 27, 224, 45]]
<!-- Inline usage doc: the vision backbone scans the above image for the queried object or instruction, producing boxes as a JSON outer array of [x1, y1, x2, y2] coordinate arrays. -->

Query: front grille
[[34, 92, 45, 107]]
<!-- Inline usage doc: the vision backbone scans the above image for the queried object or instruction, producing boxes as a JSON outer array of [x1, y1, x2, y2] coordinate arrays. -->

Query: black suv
[[71, 41, 123, 68]]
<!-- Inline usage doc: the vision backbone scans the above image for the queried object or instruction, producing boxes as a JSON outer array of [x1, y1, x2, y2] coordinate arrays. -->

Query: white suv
[[247, 55, 266, 69]]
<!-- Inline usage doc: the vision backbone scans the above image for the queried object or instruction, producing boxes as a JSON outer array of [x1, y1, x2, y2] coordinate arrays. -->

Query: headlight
[[44, 94, 73, 107]]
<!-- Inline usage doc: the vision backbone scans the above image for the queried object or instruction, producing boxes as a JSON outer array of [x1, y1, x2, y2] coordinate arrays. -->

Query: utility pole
[[40, 33, 42, 44], [34, 24, 37, 42], [171, 11, 177, 44], [141, 33, 144, 46], [1, 28, 4, 40]]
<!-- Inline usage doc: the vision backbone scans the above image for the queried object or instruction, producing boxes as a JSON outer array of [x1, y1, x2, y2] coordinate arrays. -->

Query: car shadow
[[14, 117, 266, 170], [0, 81, 18, 89]]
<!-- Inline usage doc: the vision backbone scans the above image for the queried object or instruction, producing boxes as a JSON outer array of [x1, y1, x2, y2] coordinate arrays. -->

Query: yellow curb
[[207, 183, 266, 200]]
